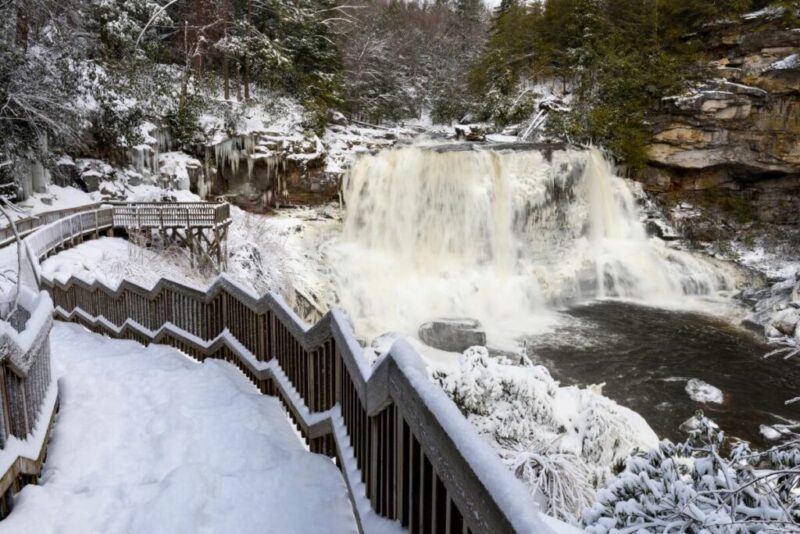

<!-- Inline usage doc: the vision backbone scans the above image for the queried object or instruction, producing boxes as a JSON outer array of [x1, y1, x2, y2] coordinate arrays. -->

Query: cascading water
[[326, 145, 737, 347]]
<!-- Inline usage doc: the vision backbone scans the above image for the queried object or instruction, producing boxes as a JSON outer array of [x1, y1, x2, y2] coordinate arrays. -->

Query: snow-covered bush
[[584, 415, 800, 533], [226, 209, 294, 300], [93, 0, 172, 57], [435, 347, 658, 522]]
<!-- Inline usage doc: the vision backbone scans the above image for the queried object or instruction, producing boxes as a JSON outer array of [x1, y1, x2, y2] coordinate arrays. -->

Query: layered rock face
[[644, 9, 800, 225]]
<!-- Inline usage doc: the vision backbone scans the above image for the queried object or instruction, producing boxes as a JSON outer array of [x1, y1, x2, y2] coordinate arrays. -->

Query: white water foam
[[325, 145, 737, 347]]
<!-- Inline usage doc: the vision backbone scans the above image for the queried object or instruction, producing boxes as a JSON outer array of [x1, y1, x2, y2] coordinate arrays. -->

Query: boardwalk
[[1, 323, 358, 534], [0, 202, 561, 533]]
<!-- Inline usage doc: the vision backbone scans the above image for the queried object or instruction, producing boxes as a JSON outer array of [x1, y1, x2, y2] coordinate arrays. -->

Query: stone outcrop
[[643, 8, 800, 225], [207, 132, 338, 211]]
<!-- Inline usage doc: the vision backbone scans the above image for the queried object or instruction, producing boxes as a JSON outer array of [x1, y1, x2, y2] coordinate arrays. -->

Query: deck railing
[[8, 204, 555, 533], [108, 201, 230, 229]]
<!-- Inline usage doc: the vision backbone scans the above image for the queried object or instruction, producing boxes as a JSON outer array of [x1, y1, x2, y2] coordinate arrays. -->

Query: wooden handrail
[[11, 206, 555, 533], [0, 203, 103, 248], [0, 289, 58, 518], [0, 201, 230, 248]]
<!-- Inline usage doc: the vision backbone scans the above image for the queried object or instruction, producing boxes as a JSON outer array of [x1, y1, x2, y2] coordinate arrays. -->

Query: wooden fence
[[0, 203, 103, 248], [0, 289, 58, 518], [0, 201, 230, 248], [108, 201, 230, 229], [9, 205, 554, 533]]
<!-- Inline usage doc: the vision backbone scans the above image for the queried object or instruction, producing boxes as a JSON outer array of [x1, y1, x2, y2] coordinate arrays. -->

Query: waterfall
[[327, 145, 737, 346]]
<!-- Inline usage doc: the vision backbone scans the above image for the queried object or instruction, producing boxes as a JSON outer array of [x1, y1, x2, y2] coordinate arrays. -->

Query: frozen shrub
[[584, 415, 800, 533], [436, 347, 657, 523]]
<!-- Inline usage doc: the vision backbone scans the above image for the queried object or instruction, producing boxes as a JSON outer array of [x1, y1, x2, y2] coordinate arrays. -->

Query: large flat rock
[[418, 318, 487, 353]]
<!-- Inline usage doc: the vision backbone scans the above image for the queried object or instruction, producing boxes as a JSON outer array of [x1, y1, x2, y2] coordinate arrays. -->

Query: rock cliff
[[643, 7, 800, 226]]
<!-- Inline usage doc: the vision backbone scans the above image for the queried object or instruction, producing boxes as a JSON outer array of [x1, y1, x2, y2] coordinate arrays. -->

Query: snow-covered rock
[[765, 324, 783, 338], [759, 424, 782, 441], [685, 378, 724, 404], [768, 53, 799, 71], [771, 307, 799, 335], [158, 151, 202, 192]]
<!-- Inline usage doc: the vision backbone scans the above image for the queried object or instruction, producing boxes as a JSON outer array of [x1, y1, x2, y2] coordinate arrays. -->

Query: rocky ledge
[[642, 7, 800, 226]]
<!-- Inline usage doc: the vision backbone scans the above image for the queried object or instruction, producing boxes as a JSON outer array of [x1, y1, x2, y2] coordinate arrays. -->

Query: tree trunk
[[223, 54, 230, 100], [236, 64, 242, 101], [15, 0, 29, 51], [179, 20, 190, 109], [243, 59, 250, 101], [243, 0, 252, 101]]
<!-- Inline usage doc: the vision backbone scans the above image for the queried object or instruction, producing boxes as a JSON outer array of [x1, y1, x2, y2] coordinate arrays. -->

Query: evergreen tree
[[470, 0, 768, 166]]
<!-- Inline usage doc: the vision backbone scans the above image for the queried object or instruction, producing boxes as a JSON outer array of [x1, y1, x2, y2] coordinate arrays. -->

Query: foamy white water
[[325, 145, 737, 346]]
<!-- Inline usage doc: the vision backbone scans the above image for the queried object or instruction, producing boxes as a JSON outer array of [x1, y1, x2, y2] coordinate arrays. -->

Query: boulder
[[52, 155, 79, 188], [771, 308, 799, 336], [418, 318, 487, 353]]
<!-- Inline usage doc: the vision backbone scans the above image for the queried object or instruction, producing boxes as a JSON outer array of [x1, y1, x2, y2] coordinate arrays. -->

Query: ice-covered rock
[[158, 151, 202, 192], [76, 158, 115, 192], [418, 318, 487, 353], [771, 307, 799, 335], [685, 378, 724, 404], [679, 413, 720, 434], [760, 424, 782, 441]]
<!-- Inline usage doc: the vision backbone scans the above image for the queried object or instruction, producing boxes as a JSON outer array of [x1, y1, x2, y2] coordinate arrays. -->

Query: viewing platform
[[1, 202, 232, 271]]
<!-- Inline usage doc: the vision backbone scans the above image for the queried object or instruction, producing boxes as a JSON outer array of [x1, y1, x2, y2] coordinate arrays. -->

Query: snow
[[157, 151, 200, 191], [685, 378, 724, 404], [0, 289, 52, 357], [2, 322, 357, 534], [9, 186, 99, 220], [41, 237, 210, 292], [742, 6, 786, 21], [769, 54, 799, 71], [199, 96, 306, 146], [322, 123, 419, 175], [389, 340, 557, 533], [0, 382, 57, 476], [759, 424, 783, 441]]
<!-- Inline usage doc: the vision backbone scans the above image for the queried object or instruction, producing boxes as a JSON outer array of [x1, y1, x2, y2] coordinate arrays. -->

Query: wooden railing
[[0, 289, 58, 517], [0, 201, 230, 248], [12, 206, 555, 533], [0, 203, 102, 248], [108, 201, 230, 229]]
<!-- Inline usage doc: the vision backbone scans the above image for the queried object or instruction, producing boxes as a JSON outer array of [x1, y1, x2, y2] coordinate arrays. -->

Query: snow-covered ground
[[2, 322, 357, 534]]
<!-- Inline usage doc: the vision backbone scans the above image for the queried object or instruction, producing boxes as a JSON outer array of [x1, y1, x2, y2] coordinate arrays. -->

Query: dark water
[[525, 301, 800, 446]]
